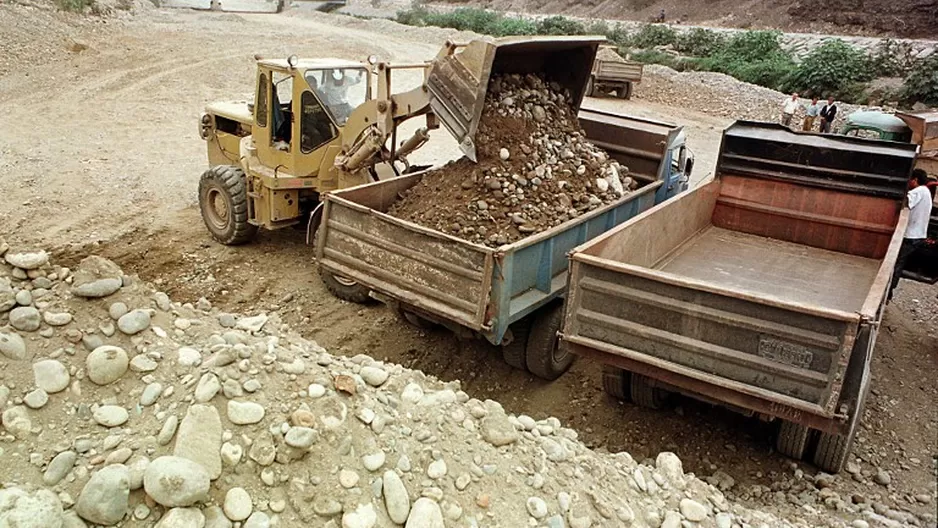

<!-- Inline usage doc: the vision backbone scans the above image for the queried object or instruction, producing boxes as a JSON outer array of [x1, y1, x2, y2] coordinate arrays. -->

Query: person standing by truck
[[781, 93, 799, 128], [888, 169, 933, 302], [819, 97, 838, 133], [803, 97, 820, 131]]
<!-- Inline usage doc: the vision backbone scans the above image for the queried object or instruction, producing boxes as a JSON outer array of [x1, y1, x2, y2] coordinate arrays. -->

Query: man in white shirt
[[781, 93, 799, 128], [888, 169, 933, 302]]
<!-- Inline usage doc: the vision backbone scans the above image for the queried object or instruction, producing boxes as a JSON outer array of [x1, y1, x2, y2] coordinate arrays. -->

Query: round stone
[[383, 470, 410, 524], [86, 346, 129, 385], [143, 456, 211, 507], [0, 331, 27, 360], [359, 366, 389, 387], [680, 498, 708, 522], [526, 497, 548, 519], [243, 511, 270, 528], [42, 311, 72, 326], [9, 306, 41, 332], [5, 250, 49, 270], [227, 401, 265, 425], [117, 309, 151, 335], [15, 289, 32, 306], [223, 487, 253, 521], [284, 427, 317, 449], [109, 302, 129, 320], [362, 451, 386, 472], [93, 405, 129, 427], [76, 464, 130, 526], [406, 498, 444, 528], [24, 388, 48, 409], [33, 359, 70, 393], [43, 450, 78, 487]]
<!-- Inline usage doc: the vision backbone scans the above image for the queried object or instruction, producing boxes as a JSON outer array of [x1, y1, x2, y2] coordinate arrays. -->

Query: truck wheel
[[525, 303, 572, 381], [501, 318, 531, 370], [602, 366, 630, 401], [812, 429, 856, 473], [399, 307, 436, 330], [585, 77, 595, 97], [618, 82, 633, 99], [630, 374, 668, 409], [319, 268, 372, 304], [776, 420, 811, 460], [198, 165, 258, 245]]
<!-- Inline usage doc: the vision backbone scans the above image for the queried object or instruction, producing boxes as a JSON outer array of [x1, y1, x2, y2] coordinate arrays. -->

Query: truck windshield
[[305, 68, 367, 126]]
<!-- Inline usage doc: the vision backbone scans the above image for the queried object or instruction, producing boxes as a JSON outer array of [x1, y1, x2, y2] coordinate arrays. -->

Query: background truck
[[585, 46, 643, 100], [560, 122, 921, 473], [315, 106, 693, 380]]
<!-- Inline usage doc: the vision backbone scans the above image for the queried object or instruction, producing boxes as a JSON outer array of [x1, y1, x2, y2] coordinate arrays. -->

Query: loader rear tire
[[776, 420, 811, 460], [199, 165, 257, 245], [601, 366, 630, 401], [630, 374, 668, 410], [501, 318, 532, 371], [525, 303, 572, 381]]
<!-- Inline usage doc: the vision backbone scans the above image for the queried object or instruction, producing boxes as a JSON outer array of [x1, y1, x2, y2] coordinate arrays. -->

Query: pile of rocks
[[0, 243, 871, 528], [389, 73, 636, 248]]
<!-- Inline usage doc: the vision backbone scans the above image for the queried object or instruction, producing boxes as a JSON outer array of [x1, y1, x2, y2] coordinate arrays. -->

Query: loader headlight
[[287, 54, 299, 68], [367, 54, 378, 65]]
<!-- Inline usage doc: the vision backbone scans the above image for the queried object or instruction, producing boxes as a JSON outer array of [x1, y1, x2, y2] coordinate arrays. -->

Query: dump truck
[[585, 46, 643, 100], [560, 121, 923, 473], [196, 36, 606, 246], [315, 102, 693, 380], [841, 109, 938, 178]]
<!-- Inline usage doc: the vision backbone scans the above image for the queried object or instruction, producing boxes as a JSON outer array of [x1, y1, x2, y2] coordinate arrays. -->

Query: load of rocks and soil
[[388, 73, 637, 248], [0, 241, 868, 528]]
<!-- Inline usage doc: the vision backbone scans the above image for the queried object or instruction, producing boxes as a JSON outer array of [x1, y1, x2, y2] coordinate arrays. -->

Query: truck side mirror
[[685, 157, 694, 178]]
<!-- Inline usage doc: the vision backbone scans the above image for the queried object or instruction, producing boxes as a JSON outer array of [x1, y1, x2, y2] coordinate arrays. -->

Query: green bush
[[629, 24, 678, 48], [395, 7, 538, 36], [902, 54, 938, 106], [785, 39, 873, 98], [629, 49, 699, 71], [535, 15, 587, 35], [674, 28, 726, 57], [696, 31, 795, 91], [869, 39, 918, 78]]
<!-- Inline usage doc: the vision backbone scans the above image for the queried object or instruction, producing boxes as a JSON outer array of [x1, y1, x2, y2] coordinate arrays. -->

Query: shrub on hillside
[[697, 31, 795, 91], [784, 39, 873, 99], [535, 16, 587, 35], [902, 54, 938, 106], [869, 39, 918, 78], [674, 28, 726, 57], [629, 24, 678, 48]]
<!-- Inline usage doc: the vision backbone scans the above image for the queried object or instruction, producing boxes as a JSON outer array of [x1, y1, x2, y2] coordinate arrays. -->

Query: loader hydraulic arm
[[334, 61, 438, 175]]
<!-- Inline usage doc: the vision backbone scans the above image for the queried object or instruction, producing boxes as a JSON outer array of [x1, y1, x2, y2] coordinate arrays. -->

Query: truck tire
[[501, 318, 532, 370], [812, 429, 855, 473], [399, 307, 436, 330], [776, 420, 811, 460], [319, 267, 372, 304], [198, 165, 257, 245], [601, 366, 630, 401], [525, 303, 572, 380], [619, 82, 633, 100], [630, 374, 668, 409], [585, 77, 595, 97]]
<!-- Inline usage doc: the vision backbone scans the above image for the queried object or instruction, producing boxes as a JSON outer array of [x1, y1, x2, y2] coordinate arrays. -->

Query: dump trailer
[[560, 121, 919, 473], [586, 52, 643, 100], [315, 107, 693, 380]]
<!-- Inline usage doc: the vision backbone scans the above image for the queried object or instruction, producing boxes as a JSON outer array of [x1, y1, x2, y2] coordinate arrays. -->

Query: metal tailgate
[[596, 60, 643, 82], [317, 172, 493, 330]]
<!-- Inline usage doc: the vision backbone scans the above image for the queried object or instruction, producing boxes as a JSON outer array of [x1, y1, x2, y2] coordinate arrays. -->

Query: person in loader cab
[[888, 169, 933, 302], [321, 69, 363, 125]]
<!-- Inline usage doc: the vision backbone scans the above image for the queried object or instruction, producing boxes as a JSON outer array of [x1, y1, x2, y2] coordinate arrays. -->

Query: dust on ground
[[0, 5, 935, 526]]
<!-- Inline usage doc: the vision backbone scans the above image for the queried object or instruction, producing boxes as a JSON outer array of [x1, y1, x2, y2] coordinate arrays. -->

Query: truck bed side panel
[[318, 174, 492, 330], [564, 258, 857, 410]]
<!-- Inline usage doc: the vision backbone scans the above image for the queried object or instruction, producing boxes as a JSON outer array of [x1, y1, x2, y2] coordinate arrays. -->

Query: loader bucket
[[426, 36, 605, 161]]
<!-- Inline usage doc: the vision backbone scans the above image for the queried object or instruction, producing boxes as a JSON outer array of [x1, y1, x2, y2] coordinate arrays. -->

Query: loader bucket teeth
[[426, 36, 605, 162]]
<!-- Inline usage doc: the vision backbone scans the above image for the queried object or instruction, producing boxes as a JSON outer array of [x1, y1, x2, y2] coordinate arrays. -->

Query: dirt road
[[1, 6, 935, 525]]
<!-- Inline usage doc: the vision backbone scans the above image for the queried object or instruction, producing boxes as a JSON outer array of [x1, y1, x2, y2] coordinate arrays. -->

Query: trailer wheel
[[619, 82, 633, 100], [525, 303, 572, 380], [630, 374, 668, 409], [601, 366, 630, 401], [399, 307, 436, 330], [501, 318, 532, 371], [776, 420, 812, 460], [319, 268, 372, 304], [198, 165, 258, 245], [812, 429, 856, 473]]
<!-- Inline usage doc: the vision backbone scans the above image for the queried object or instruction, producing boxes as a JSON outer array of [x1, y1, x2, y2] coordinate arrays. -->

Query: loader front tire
[[199, 165, 257, 245]]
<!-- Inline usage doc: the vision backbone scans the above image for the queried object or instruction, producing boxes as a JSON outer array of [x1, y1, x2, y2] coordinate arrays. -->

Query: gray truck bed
[[656, 227, 881, 313]]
